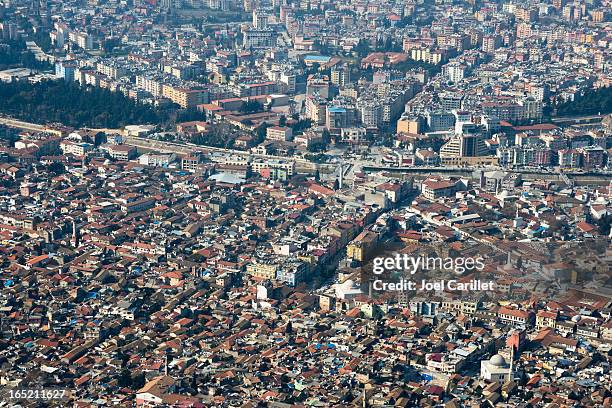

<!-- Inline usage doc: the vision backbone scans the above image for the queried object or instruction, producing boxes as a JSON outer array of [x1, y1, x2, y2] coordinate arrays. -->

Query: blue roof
[[421, 373, 434, 381], [304, 55, 331, 62], [328, 107, 346, 113]]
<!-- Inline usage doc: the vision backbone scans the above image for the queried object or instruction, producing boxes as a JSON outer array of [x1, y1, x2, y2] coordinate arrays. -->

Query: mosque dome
[[490, 354, 506, 367]]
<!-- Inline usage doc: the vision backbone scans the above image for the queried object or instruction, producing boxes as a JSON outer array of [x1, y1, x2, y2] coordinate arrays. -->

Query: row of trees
[[0, 80, 170, 128]]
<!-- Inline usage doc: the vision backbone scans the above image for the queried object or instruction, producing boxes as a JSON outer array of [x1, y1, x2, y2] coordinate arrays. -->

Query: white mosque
[[480, 353, 513, 383]]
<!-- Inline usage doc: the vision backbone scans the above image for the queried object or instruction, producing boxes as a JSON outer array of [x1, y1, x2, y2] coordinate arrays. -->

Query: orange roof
[[26, 254, 49, 266], [512, 123, 558, 131], [308, 183, 335, 196], [498, 306, 530, 319], [576, 221, 596, 233]]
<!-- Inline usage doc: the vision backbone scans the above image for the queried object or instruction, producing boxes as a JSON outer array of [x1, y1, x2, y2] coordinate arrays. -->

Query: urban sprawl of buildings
[[0, 0, 611, 406]]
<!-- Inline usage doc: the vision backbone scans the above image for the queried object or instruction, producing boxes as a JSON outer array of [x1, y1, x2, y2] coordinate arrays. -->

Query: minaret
[[46, 308, 55, 333], [513, 207, 522, 228], [507, 346, 514, 383], [71, 219, 79, 248], [362, 387, 367, 408]]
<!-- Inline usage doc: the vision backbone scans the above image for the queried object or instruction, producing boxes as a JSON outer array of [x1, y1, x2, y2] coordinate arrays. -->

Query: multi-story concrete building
[[306, 96, 327, 125], [426, 110, 455, 132], [326, 105, 356, 132], [275, 260, 308, 287], [421, 177, 465, 200], [162, 85, 210, 108], [340, 127, 367, 144], [482, 34, 501, 53], [331, 66, 350, 87], [96, 61, 127, 79], [233, 81, 277, 97], [440, 134, 489, 158], [280, 72, 296, 94], [558, 149, 582, 168], [357, 100, 383, 129], [443, 63, 466, 83], [139, 153, 176, 167], [266, 126, 293, 142], [242, 27, 277, 49], [136, 75, 164, 97], [60, 140, 94, 156], [247, 261, 278, 280], [580, 146, 606, 169], [55, 60, 77, 82], [498, 146, 553, 167], [251, 159, 296, 178], [104, 144, 137, 161], [397, 115, 423, 134]]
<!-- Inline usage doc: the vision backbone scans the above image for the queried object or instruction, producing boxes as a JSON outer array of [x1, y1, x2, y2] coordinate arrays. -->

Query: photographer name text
[[372, 279, 495, 292]]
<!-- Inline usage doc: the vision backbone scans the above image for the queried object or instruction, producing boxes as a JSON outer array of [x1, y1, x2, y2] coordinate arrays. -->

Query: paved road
[[0, 117, 58, 134], [122, 135, 338, 173], [361, 164, 612, 179], [551, 113, 607, 123]]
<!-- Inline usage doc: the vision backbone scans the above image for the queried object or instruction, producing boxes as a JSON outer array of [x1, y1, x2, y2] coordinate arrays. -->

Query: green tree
[[555, 87, 612, 117], [0, 80, 169, 128], [176, 108, 203, 122], [132, 372, 146, 389], [47, 162, 65, 175], [240, 100, 261, 113], [117, 369, 132, 388], [255, 123, 270, 143], [597, 214, 611, 236], [355, 39, 371, 58], [290, 119, 313, 135]]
